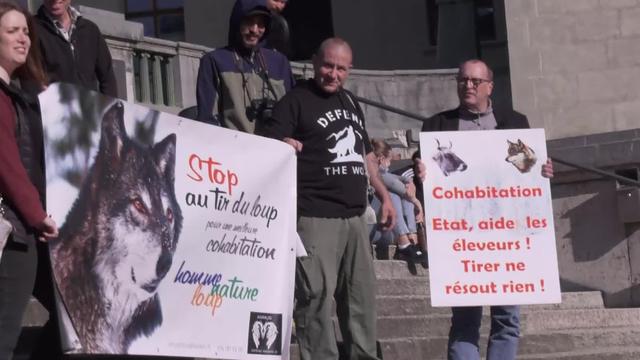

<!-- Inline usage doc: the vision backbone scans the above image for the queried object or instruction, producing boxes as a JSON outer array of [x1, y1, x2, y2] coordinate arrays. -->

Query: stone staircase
[[15, 260, 640, 359], [371, 260, 640, 360]]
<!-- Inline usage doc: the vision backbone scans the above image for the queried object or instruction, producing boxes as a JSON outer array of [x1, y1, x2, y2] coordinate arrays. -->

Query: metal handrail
[[353, 95, 640, 188], [550, 157, 640, 188], [353, 95, 431, 122]]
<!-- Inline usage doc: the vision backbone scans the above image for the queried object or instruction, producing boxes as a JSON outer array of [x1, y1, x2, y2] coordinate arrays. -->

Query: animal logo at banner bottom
[[505, 138, 537, 173], [50, 101, 183, 353], [252, 320, 279, 350], [432, 139, 468, 176], [247, 312, 283, 355]]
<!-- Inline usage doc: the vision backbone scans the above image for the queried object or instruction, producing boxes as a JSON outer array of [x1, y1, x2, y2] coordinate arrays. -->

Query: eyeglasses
[[456, 77, 492, 87]]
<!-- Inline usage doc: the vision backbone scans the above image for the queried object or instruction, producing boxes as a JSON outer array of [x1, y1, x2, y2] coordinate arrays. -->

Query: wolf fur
[[505, 139, 537, 173], [50, 101, 182, 353]]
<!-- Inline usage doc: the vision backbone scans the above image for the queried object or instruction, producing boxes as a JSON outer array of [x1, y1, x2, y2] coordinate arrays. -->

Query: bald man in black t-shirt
[[257, 37, 395, 360]]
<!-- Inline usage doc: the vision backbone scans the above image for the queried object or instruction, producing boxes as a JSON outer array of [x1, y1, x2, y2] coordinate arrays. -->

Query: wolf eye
[[166, 208, 174, 222], [132, 198, 147, 214]]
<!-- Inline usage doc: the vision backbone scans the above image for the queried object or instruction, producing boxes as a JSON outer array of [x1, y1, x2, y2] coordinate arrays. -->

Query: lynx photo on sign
[[420, 129, 560, 307], [40, 83, 297, 359]]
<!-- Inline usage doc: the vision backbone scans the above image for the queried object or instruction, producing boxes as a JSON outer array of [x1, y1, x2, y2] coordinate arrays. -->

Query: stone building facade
[[21, 0, 640, 307]]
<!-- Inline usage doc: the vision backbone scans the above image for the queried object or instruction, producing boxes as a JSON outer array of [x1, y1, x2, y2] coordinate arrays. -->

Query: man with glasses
[[423, 59, 528, 132], [257, 37, 396, 360], [421, 59, 553, 360]]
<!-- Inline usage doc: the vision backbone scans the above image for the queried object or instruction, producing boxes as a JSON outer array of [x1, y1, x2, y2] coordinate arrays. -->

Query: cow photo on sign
[[432, 139, 468, 176]]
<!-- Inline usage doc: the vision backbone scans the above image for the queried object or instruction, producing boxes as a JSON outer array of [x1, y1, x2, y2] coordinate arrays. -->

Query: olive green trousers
[[294, 215, 380, 360]]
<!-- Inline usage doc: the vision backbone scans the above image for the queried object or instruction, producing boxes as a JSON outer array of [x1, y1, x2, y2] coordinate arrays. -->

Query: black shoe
[[411, 245, 429, 269], [395, 245, 428, 268], [393, 245, 418, 275], [393, 245, 414, 260]]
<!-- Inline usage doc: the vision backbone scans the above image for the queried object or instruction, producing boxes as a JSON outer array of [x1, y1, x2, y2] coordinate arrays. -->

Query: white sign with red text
[[420, 129, 560, 306]]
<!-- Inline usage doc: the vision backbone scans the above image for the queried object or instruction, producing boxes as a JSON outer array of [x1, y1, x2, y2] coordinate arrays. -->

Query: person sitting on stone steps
[[370, 138, 427, 270]]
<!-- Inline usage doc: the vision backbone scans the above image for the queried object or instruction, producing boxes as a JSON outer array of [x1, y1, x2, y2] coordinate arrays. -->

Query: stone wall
[[42, 3, 640, 307], [506, 0, 640, 307], [506, 0, 640, 140], [548, 130, 640, 307], [343, 69, 459, 140]]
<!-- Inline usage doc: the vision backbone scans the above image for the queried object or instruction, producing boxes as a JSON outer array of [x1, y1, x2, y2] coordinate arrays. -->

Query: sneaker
[[394, 244, 414, 260], [393, 245, 418, 275], [395, 245, 428, 267], [411, 245, 429, 269]]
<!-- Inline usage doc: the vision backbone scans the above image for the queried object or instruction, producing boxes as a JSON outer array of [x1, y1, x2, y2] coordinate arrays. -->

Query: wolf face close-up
[[50, 101, 182, 353], [505, 139, 537, 173]]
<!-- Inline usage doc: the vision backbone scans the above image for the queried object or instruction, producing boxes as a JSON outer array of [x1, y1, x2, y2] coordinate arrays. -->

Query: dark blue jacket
[[195, 0, 294, 133]]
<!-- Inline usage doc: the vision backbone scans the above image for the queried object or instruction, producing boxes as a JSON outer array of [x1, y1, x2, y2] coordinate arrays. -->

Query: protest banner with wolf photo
[[41, 83, 297, 359], [420, 129, 560, 307]]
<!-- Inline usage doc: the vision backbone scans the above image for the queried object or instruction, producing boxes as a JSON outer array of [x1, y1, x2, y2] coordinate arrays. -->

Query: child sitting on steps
[[370, 139, 427, 270]]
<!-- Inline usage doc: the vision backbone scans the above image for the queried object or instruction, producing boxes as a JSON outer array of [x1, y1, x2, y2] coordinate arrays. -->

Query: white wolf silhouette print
[[50, 101, 182, 353], [326, 125, 363, 163], [432, 139, 468, 176], [505, 138, 537, 173]]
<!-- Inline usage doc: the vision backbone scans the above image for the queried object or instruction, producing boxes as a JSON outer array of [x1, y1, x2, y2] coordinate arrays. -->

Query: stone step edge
[[378, 325, 640, 342], [375, 296, 607, 312], [378, 306, 640, 316], [517, 345, 640, 359], [377, 307, 640, 323], [377, 291, 603, 303]]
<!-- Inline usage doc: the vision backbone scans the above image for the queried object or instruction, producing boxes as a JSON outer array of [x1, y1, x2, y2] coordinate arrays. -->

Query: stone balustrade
[[80, 5, 457, 141]]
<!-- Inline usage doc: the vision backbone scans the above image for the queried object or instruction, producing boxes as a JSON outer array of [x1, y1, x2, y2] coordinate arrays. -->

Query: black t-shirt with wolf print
[[256, 79, 372, 218]]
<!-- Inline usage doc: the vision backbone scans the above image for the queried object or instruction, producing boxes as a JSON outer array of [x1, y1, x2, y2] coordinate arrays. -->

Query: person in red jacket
[[0, 2, 58, 358]]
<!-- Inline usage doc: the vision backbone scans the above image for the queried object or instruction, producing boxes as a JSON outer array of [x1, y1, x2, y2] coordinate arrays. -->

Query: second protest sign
[[420, 129, 560, 307]]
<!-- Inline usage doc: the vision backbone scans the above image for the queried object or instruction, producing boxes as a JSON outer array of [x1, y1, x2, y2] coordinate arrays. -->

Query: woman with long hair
[[0, 1, 58, 358]]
